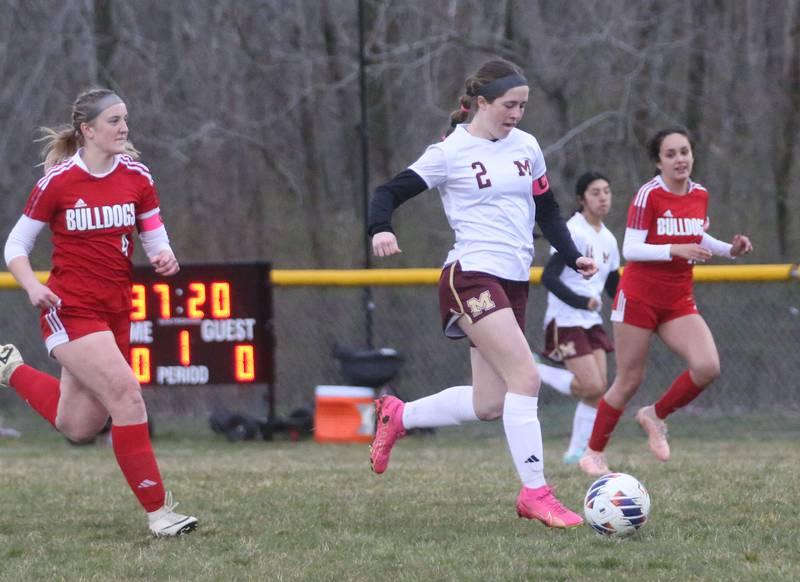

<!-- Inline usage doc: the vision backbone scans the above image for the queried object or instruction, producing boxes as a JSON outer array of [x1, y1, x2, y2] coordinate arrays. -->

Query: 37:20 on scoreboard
[[129, 262, 274, 387]]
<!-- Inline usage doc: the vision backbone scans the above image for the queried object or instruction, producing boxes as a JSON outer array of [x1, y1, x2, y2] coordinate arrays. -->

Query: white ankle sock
[[502, 392, 546, 489], [536, 363, 574, 395], [402, 385, 478, 429], [566, 401, 597, 456]]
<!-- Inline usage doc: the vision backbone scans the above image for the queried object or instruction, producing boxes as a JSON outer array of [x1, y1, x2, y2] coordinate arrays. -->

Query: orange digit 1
[[234, 344, 255, 382], [210, 282, 231, 318], [131, 284, 146, 321], [187, 282, 206, 319], [152, 283, 171, 318], [179, 330, 191, 366], [131, 347, 151, 383]]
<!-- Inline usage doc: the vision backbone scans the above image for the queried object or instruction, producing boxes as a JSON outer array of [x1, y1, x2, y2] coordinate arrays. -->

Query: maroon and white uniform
[[5, 151, 170, 355], [611, 175, 709, 328]]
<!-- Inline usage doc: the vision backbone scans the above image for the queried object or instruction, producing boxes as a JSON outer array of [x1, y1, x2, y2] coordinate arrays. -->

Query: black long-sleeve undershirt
[[604, 269, 620, 298], [542, 251, 621, 310], [367, 169, 428, 236], [534, 190, 582, 271], [541, 252, 591, 309]]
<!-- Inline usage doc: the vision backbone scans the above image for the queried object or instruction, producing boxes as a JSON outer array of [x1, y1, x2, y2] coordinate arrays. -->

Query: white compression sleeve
[[4, 216, 45, 266], [622, 228, 672, 262], [139, 225, 172, 258], [700, 232, 733, 258]]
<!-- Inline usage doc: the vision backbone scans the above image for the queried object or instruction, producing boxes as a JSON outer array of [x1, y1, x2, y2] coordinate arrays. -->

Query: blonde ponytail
[[37, 87, 140, 172]]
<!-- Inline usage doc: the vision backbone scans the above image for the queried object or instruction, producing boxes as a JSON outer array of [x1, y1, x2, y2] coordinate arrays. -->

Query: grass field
[[0, 413, 798, 581]]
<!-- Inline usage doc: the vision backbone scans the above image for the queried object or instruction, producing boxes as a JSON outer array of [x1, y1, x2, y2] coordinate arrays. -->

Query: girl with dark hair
[[367, 59, 598, 528], [1, 88, 198, 537], [579, 128, 753, 476], [535, 171, 620, 465]]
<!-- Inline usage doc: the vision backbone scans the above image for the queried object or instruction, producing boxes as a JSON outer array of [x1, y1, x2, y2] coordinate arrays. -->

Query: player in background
[[367, 59, 598, 529], [579, 128, 753, 476], [0, 88, 198, 537], [535, 171, 620, 465]]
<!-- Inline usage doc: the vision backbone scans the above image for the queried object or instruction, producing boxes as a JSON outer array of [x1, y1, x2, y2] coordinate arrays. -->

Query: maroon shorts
[[40, 305, 131, 360], [542, 320, 614, 363], [438, 261, 529, 341], [610, 289, 698, 330]]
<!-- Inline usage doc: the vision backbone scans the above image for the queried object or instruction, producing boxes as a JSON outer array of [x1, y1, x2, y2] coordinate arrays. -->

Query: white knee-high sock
[[402, 385, 479, 429], [502, 392, 546, 489], [566, 401, 598, 456], [536, 362, 574, 395]]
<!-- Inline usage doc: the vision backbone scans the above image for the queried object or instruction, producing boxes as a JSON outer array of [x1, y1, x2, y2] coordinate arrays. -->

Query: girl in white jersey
[[535, 171, 620, 464], [367, 59, 597, 529]]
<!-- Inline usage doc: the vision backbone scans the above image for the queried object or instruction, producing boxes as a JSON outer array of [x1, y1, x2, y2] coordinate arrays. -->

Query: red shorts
[[610, 289, 698, 330], [438, 261, 529, 341], [542, 320, 614, 363], [40, 305, 131, 360]]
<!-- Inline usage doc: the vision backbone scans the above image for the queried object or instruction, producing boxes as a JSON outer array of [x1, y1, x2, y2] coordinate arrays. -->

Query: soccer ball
[[583, 472, 650, 537]]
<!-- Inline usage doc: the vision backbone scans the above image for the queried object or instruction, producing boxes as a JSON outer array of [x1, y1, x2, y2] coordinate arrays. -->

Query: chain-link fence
[[2, 272, 798, 437]]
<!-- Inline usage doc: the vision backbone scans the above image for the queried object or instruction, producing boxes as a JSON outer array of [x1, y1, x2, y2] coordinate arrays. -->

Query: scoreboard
[[129, 262, 274, 388]]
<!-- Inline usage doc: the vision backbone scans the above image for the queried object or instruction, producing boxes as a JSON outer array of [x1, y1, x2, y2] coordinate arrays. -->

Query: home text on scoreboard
[[129, 262, 273, 387]]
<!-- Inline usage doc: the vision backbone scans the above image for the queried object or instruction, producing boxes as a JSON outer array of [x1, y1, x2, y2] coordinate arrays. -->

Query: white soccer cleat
[[0, 344, 24, 388], [148, 491, 198, 537]]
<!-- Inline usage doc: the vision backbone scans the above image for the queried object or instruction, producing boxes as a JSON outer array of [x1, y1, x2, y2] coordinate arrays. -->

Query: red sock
[[587, 398, 624, 452], [111, 423, 165, 512], [9, 365, 60, 427], [654, 370, 703, 419]]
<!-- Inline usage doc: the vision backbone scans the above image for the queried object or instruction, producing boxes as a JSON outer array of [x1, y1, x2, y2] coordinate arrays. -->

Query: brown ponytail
[[444, 59, 526, 137]]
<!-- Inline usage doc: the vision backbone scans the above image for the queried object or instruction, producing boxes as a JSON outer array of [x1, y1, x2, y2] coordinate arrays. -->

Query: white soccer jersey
[[409, 124, 546, 282], [543, 212, 620, 328]]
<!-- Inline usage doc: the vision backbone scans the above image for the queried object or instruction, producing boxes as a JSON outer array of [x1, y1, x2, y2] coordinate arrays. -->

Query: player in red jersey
[[0, 88, 197, 536], [578, 127, 753, 476]]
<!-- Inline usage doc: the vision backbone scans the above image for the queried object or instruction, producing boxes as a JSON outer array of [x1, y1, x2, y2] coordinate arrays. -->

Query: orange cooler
[[314, 385, 376, 443]]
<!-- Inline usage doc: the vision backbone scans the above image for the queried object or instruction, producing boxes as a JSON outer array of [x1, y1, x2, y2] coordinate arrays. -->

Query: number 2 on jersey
[[471, 162, 492, 189]]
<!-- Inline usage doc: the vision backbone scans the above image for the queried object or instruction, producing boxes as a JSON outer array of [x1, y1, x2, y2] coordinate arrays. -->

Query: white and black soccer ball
[[583, 472, 650, 537]]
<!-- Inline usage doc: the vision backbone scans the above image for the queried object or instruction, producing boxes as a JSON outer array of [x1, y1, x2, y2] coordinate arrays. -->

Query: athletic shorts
[[438, 261, 529, 342], [542, 320, 614, 363], [610, 289, 698, 330], [40, 305, 131, 360]]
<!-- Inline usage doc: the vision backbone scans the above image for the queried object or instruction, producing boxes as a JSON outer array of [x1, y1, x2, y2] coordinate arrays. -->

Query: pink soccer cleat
[[516, 485, 583, 528], [369, 395, 406, 474], [578, 448, 611, 477], [636, 405, 671, 461]]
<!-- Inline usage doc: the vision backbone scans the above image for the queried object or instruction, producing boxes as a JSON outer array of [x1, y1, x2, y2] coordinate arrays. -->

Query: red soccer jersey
[[620, 176, 709, 307], [23, 153, 160, 313]]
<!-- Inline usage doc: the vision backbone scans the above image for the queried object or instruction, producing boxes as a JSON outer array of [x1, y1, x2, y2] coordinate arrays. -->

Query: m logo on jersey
[[513, 159, 532, 176], [656, 216, 704, 237], [65, 202, 136, 232], [466, 290, 496, 318]]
